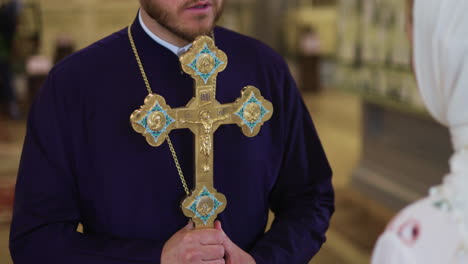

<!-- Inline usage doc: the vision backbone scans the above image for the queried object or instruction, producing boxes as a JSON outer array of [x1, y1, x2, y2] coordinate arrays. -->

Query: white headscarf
[[414, 0, 468, 249]]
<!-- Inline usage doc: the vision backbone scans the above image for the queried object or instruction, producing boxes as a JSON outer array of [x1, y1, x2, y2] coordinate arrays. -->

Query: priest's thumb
[[215, 221, 233, 248], [215, 220, 239, 264], [214, 220, 224, 234], [184, 220, 195, 231]]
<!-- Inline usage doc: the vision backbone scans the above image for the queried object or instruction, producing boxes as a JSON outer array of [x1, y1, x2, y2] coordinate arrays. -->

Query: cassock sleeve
[[9, 70, 165, 264], [249, 65, 335, 263]]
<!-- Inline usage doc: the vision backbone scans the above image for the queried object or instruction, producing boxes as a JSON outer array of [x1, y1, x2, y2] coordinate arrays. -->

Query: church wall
[[336, 0, 452, 210], [335, 0, 421, 110], [220, 1, 256, 38], [284, 6, 337, 57], [39, 0, 138, 59]]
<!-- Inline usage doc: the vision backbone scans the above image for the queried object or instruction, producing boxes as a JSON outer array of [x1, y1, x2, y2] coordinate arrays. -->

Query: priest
[[9, 0, 334, 263]]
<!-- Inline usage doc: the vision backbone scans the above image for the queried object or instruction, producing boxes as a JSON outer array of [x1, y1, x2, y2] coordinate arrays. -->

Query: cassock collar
[[138, 9, 192, 57]]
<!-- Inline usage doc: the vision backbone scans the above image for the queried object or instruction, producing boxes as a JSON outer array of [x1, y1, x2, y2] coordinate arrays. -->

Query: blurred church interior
[[0, 0, 450, 263]]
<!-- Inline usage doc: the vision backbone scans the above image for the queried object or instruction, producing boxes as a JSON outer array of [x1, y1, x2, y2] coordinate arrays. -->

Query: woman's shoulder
[[372, 195, 465, 264]]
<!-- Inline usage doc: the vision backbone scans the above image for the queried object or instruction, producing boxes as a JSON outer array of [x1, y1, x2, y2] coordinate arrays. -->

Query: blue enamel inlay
[[186, 186, 223, 225], [137, 101, 175, 142], [235, 92, 269, 133], [187, 44, 224, 84]]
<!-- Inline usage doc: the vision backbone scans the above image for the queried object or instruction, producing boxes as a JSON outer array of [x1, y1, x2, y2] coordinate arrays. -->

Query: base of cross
[[181, 184, 227, 229]]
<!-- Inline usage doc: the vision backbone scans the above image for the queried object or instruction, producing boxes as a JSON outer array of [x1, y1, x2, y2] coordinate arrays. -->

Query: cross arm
[[226, 86, 274, 137]]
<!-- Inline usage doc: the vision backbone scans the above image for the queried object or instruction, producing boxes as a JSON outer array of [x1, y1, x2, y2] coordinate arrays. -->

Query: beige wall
[[285, 6, 337, 56], [221, 2, 256, 37], [38, 0, 139, 59]]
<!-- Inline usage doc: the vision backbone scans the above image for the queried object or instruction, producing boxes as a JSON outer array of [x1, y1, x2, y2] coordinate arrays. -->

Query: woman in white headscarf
[[371, 0, 468, 263]]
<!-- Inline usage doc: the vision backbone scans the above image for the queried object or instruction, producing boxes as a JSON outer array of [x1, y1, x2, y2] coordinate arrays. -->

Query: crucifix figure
[[180, 109, 230, 172], [130, 36, 273, 229]]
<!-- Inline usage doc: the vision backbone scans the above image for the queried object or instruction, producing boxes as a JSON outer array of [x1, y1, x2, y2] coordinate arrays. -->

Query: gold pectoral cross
[[130, 36, 273, 229]]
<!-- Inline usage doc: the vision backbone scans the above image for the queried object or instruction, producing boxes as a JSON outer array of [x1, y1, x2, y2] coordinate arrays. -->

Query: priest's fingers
[[200, 245, 225, 261], [189, 229, 225, 245], [161, 221, 224, 264], [203, 260, 225, 264], [181, 244, 224, 263]]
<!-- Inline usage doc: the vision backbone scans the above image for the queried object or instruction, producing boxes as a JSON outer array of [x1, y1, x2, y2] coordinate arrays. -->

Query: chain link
[[128, 25, 190, 196], [166, 136, 190, 196], [128, 25, 152, 95]]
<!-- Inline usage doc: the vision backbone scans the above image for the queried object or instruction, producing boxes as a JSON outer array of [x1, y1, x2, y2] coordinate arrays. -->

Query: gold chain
[[127, 25, 190, 196], [128, 25, 152, 95], [166, 137, 190, 195]]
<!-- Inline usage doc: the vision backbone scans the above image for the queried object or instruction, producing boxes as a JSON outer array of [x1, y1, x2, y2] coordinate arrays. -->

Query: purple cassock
[[9, 16, 334, 264]]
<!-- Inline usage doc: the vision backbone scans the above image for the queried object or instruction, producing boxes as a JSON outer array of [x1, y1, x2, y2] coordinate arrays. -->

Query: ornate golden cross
[[130, 36, 273, 229]]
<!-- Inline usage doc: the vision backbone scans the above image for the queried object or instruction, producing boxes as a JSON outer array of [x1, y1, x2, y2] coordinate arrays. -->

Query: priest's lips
[[185, 1, 213, 14]]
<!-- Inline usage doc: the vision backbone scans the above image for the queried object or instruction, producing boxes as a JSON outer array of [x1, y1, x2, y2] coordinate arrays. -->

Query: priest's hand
[[161, 221, 226, 264], [215, 221, 256, 264]]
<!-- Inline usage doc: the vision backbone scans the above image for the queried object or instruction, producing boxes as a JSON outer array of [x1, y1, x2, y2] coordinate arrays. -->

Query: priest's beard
[[140, 0, 224, 43]]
